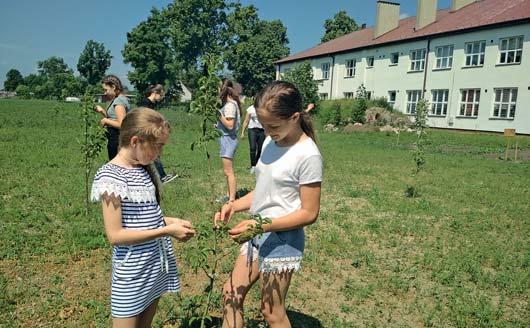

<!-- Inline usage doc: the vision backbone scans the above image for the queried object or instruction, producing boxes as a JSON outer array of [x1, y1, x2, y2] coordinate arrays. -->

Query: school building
[[275, 0, 530, 134]]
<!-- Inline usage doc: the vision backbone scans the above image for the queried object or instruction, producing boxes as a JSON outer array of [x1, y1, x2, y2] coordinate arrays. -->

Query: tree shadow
[[181, 310, 322, 328], [245, 310, 323, 328]]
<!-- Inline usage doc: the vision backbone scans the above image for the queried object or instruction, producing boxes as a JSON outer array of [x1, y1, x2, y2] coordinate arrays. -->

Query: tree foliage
[[77, 40, 112, 85], [281, 61, 319, 108], [4, 69, 24, 91], [224, 4, 289, 96], [122, 8, 174, 93], [321, 10, 359, 43]]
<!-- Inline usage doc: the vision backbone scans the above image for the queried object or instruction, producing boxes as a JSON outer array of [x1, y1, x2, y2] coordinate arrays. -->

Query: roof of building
[[276, 0, 530, 64]]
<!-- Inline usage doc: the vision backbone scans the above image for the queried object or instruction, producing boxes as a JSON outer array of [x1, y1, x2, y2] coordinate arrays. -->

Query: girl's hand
[[165, 219, 195, 242], [164, 216, 188, 226], [228, 219, 257, 241], [100, 118, 107, 127], [214, 202, 235, 228], [94, 105, 104, 113]]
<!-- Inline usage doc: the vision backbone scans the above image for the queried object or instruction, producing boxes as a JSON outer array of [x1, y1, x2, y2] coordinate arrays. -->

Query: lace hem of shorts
[[259, 256, 302, 273], [91, 181, 156, 203], [239, 243, 302, 273]]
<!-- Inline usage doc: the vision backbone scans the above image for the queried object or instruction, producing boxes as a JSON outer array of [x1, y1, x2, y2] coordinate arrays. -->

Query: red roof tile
[[276, 0, 530, 64]]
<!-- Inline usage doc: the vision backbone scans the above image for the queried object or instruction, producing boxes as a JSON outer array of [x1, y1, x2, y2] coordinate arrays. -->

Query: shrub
[[368, 96, 393, 111], [15, 85, 30, 99]]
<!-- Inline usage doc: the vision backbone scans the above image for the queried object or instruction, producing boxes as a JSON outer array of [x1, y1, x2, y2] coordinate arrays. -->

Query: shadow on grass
[[181, 310, 322, 328]]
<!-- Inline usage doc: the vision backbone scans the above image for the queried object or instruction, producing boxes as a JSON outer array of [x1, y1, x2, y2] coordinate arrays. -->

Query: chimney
[[416, 0, 438, 30], [374, 1, 400, 38], [451, 0, 476, 11]]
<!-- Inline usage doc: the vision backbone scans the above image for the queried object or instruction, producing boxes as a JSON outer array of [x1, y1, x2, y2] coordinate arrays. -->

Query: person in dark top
[[138, 84, 177, 184]]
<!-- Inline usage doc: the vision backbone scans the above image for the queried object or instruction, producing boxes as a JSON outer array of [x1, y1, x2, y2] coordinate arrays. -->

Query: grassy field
[[1, 99, 529, 327]]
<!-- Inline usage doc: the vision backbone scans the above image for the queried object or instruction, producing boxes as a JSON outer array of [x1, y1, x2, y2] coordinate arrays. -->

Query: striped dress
[[91, 163, 180, 318]]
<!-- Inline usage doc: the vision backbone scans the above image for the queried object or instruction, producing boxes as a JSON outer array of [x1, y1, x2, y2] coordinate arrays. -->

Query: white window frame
[[321, 63, 330, 80], [492, 88, 517, 119], [464, 41, 486, 67], [459, 89, 480, 117], [388, 91, 397, 108], [366, 56, 374, 68], [499, 36, 523, 64], [430, 89, 449, 116], [406, 90, 422, 114], [319, 93, 329, 100], [343, 92, 354, 99], [435, 45, 454, 69], [409, 49, 426, 71], [390, 52, 399, 65], [345, 59, 356, 77]]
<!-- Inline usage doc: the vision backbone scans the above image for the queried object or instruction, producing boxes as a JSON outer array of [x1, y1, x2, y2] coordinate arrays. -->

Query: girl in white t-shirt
[[215, 81, 323, 328]]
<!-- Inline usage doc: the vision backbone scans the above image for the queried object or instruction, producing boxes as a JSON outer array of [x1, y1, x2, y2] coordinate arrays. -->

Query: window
[[388, 91, 397, 108], [366, 56, 374, 67], [435, 45, 454, 69], [345, 59, 356, 77], [465, 41, 486, 66], [390, 52, 399, 65], [410, 49, 426, 71], [366, 91, 372, 100], [493, 88, 517, 119], [406, 90, 422, 114], [499, 36, 523, 64], [321, 63, 330, 80], [430, 90, 449, 116], [459, 89, 480, 117], [343, 92, 354, 99], [319, 93, 328, 100]]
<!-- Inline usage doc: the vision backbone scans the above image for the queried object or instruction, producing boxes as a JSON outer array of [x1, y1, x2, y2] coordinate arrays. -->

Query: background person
[[240, 100, 265, 174], [94, 75, 131, 160], [138, 84, 177, 184], [216, 79, 242, 203]]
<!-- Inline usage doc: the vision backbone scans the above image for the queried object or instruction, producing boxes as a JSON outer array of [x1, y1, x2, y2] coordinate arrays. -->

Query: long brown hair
[[219, 79, 242, 114], [119, 108, 171, 203], [102, 75, 124, 95], [254, 81, 316, 141]]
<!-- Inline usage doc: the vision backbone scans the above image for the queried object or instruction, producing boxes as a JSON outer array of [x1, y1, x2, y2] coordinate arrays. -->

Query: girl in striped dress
[[91, 108, 195, 327]]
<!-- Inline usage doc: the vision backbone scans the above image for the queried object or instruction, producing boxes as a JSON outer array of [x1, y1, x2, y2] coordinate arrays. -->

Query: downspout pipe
[[422, 39, 431, 99], [330, 55, 335, 99]]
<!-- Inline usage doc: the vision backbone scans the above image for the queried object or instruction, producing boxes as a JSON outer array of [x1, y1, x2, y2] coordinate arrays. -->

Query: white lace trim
[[259, 256, 302, 273], [91, 180, 156, 203], [240, 242, 259, 260]]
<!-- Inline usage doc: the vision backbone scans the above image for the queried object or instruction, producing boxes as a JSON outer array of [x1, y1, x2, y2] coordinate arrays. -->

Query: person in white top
[[240, 103, 265, 173], [215, 81, 323, 328]]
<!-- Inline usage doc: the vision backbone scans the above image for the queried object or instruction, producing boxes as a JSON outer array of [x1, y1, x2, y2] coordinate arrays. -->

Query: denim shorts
[[240, 228, 305, 273], [219, 135, 238, 159]]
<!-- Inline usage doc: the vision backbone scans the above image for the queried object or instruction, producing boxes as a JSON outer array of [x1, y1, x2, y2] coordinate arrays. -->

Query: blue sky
[[0, 0, 451, 89]]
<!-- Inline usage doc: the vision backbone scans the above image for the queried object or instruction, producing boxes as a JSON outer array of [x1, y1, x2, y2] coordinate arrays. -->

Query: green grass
[[0, 99, 529, 327]]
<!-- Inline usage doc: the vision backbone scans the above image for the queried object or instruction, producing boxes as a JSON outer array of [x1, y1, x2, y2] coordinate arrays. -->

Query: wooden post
[[504, 128, 516, 161]]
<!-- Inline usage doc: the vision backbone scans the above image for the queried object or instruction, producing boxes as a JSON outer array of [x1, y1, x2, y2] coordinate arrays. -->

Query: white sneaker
[[250, 166, 255, 174], [161, 174, 178, 184]]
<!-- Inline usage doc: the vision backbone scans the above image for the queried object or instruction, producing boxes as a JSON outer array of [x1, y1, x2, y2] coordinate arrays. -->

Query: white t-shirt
[[250, 136, 323, 219], [246, 105, 263, 129]]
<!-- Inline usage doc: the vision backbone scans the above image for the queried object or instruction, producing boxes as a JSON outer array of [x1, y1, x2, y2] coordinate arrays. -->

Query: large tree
[[281, 61, 319, 108], [224, 5, 289, 96], [164, 0, 228, 90], [4, 69, 24, 91], [35, 57, 78, 99], [321, 10, 359, 43], [37, 56, 72, 78], [77, 40, 112, 85], [122, 8, 174, 93]]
